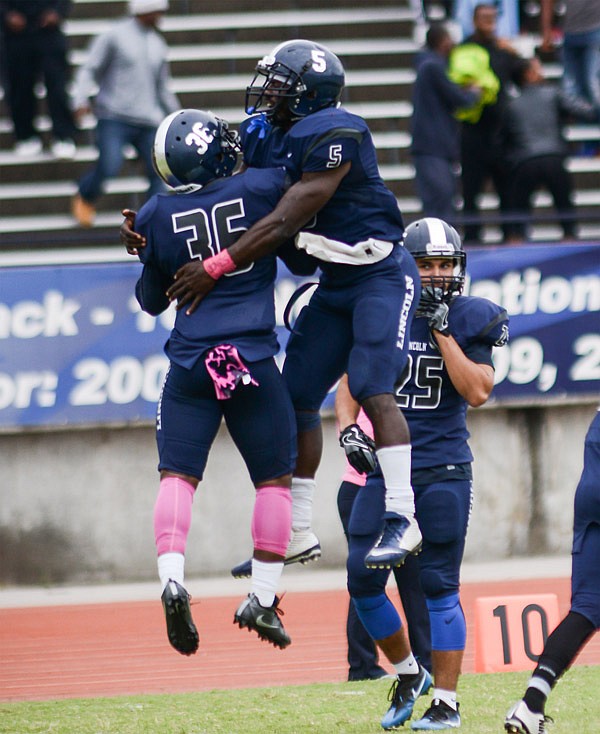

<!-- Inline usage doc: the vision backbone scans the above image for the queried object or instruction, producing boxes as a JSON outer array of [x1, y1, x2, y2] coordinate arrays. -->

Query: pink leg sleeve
[[251, 485, 292, 557], [153, 476, 196, 555]]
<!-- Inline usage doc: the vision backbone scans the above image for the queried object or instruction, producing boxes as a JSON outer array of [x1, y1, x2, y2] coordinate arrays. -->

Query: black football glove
[[421, 300, 450, 336], [339, 424, 377, 474]]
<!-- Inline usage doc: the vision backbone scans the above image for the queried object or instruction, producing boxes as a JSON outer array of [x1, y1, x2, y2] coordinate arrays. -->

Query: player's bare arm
[[432, 333, 494, 407], [166, 162, 350, 314], [334, 374, 360, 430]]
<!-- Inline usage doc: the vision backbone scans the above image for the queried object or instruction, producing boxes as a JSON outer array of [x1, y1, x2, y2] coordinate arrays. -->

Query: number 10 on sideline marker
[[474, 594, 560, 673]]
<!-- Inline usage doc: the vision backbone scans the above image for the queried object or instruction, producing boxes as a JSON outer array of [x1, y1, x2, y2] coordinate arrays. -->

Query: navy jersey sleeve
[[288, 115, 363, 173], [450, 296, 509, 366], [134, 196, 172, 315], [298, 127, 362, 172], [135, 263, 171, 316]]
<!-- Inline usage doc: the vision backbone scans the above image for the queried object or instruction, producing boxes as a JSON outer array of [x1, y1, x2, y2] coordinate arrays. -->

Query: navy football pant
[[338, 480, 431, 676], [571, 411, 600, 628], [283, 248, 420, 411], [156, 356, 297, 484], [347, 473, 471, 648]]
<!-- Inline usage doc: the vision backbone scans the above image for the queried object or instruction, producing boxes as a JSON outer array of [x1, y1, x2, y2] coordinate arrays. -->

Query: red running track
[[1, 576, 598, 702]]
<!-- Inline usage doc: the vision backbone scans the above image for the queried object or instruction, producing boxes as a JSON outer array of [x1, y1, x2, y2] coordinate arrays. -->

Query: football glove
[[339, 424, 377, 474], [421, 300, 450, 336]]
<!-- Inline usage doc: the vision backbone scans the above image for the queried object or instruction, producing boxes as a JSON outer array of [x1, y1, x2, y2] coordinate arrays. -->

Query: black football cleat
[[234, 593, 291, 648], [161, 579, 199, 656]]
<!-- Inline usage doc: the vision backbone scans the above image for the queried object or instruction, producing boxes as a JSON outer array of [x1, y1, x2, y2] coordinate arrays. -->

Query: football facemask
[[245, 39, 345, 124]]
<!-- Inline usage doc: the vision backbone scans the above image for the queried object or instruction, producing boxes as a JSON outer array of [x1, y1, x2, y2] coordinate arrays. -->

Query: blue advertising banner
[[0, 243, 598, 429], [466, 243, 599, 403]]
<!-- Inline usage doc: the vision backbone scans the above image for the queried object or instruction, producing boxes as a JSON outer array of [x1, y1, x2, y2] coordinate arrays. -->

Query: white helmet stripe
[[423, 216, 455, 255], [153, 110, 181, 186]]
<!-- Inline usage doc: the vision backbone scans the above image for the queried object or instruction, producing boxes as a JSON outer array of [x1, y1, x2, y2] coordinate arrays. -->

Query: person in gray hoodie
[[503, 55, 596, 242], [70, 0, 179, 227]]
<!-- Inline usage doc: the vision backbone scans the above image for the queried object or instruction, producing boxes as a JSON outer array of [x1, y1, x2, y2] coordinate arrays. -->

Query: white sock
[[251, 558, 284, 607], [157, 552, 185, 591], [290, 477, 316, 531], [433, 688, 458, 710], [393, 652, 419, 676], [376, 445, 415, 516]]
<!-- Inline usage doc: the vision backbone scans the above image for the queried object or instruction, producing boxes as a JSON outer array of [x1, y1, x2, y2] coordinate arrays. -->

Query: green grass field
[[1, 666, 599, 734]]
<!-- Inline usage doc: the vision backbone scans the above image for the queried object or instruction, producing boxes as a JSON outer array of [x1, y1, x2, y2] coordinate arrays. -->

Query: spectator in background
[[70, 0, 179, 228], [410, 23, 481, 223], [540, 0, 600, 125], [0, 0, 77, 158], [503, 56, 596, 243], [455, 3, 522, 244], [454, 0, 520, 41]]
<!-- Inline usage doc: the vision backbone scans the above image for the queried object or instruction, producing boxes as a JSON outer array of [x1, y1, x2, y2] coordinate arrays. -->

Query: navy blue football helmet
[[245, 39, 345, 124], [153, 109, 240, 188], [403, 217, 466, 306]]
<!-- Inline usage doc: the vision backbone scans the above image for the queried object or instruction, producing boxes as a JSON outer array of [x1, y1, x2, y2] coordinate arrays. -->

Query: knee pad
[[426, 592, 466, 651], [353, 593, 401, 641], [417, 485, 467, 545]]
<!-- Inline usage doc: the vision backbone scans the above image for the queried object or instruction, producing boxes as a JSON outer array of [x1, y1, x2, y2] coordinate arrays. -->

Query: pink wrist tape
[[203, 249, 236, 280]]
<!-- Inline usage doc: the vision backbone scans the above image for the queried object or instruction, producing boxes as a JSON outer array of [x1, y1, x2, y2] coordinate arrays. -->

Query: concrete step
[[64, 7, 415, 49]]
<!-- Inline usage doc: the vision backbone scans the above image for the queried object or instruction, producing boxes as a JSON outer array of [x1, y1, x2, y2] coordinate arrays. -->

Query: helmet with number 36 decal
[[152, 108, 241, 188], [245, 39, 345, 124], [403, 217, 466, 306]]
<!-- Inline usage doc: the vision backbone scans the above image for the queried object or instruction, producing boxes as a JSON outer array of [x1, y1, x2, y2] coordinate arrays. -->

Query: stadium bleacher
[[1, 0, 599, 250]]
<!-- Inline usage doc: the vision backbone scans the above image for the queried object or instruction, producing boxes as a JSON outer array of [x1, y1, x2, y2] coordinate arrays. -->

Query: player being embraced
[[134, 108, 298, 654], [340, 217, 509, 730]]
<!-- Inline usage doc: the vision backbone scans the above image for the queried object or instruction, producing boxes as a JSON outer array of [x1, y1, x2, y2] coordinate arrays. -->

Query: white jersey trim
[[295, 232, 394, 265]]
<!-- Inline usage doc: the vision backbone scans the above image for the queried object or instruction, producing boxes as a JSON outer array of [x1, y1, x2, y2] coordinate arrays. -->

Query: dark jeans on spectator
[[510, 155, 576, 240], [413, 154, 460, 224], [461, 123, 512, 244], [4, 27, 75, 142], [78, 118, 167, 204]]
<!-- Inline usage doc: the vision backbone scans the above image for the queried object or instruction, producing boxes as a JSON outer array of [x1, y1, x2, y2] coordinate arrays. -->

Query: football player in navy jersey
[[505, 407, 600, 734], [157, 39, 424, 575], [133, 109, 298, 654], [338, 218, 509, 730]]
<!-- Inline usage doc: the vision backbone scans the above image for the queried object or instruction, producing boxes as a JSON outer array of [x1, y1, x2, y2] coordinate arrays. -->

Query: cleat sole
[[287, 546, 321, 565]]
